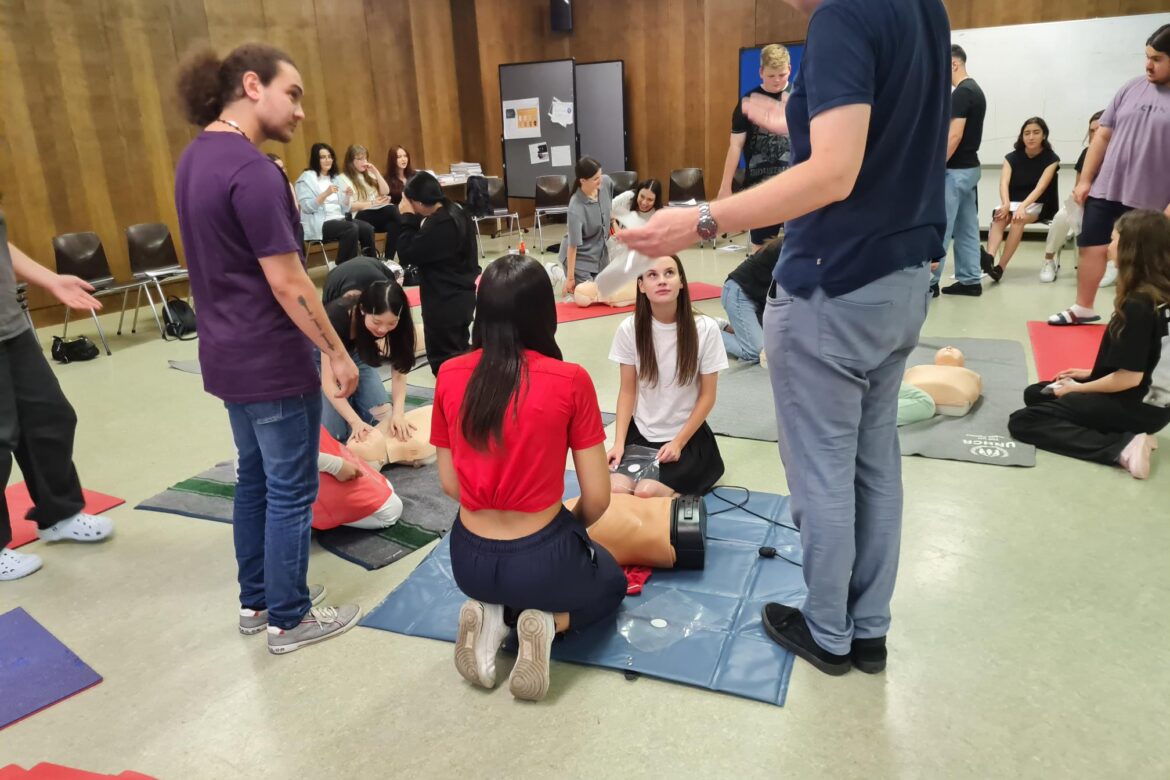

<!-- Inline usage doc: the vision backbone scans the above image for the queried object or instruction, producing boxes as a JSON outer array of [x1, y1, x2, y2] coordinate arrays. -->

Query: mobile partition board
[[499, 58, 577, 198], [575, 60, 628, 176]]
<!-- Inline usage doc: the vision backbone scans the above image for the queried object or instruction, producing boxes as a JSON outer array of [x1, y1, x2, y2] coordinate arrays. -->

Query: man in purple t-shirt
[[174, 42, 361, 654], [1049, 24, 1170, 327]]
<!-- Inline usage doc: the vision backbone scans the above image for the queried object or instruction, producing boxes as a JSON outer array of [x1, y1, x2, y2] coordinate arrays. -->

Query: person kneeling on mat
[[432, 254, 626, 702], [320, 279, 416, 444], [716, 236, 781, 364], [1009, 210, 1170, 478], [608, 255, 728, 497]]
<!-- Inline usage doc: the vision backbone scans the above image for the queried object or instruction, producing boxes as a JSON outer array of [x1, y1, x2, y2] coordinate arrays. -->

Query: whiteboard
[[953, 12, 1169, 163]]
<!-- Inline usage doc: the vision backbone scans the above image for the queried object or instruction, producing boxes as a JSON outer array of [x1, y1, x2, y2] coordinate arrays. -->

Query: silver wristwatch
[[696, 202, 718, 241]]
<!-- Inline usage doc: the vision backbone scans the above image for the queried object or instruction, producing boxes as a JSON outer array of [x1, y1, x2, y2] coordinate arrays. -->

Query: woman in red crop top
[[431, 254, 626, 701]]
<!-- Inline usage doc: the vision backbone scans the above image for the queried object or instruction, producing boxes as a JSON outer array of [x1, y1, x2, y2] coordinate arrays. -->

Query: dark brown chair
[[668, 168, 706, 205], [609, 171, 638, 197], [122, 222, 188, 338], [52, 232, 134, 354], [471, 177, 521, 258], [534, 175, 570, 253]]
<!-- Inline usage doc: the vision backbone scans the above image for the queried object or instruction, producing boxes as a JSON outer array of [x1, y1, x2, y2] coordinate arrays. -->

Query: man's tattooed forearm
[[298, 295, 336, 352]]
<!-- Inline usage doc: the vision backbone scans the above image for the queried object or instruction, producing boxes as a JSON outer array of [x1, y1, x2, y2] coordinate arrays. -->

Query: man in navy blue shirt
[[622, 0, 950, 676]]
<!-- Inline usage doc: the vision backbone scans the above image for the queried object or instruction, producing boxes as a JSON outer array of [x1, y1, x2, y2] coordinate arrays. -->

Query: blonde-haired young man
[[718, 43, 793, 251]]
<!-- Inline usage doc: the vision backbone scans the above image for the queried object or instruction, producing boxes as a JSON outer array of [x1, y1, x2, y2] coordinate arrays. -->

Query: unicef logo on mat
[[963, 434, 1016, 459]]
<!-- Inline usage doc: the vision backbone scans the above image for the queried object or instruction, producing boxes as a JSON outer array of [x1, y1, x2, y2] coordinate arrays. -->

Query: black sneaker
[[941, 281, 983, 297], [851, 636, 887, 674], [980, 247, 995, 274], [988, 265, 1004, 283], [929, 283, 940, 298], [761, 603, 851, 676]]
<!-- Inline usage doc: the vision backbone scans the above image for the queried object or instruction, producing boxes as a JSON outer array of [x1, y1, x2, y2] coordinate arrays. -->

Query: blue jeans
[[319, 351, 389, 442], [763, 264, 930, 654], [225, 392, 323, 630], [720, 279, 764, 363], [932, 167, 982, 285]]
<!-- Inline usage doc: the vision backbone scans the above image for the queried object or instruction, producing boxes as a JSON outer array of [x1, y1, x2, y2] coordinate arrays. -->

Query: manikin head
[[935, 346, 966, 367], [573, 280, 601, 307]]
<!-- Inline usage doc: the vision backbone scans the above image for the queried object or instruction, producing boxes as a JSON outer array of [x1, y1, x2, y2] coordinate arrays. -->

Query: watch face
[[697, 215, 718, 240]]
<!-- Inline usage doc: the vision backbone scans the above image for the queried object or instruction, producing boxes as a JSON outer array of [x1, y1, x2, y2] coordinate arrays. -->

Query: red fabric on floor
[[623, 565, 653, 595], [4, 485, 125, 550], [1026, 320, 1105, 382], [555, 282, 723, 324]]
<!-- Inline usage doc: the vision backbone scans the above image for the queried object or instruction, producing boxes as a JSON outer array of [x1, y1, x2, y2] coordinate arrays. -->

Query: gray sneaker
[[508, 609, 556, 701], [239, 584, 327, 635], [267, 604, 361, 654]]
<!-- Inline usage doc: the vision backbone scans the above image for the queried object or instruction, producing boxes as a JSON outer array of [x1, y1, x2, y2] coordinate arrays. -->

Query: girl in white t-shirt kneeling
[[608, 255, 728, 497]]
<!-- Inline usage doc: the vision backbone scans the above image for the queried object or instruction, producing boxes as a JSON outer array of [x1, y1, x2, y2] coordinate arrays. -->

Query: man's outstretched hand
[[48, 275, 102, 311]]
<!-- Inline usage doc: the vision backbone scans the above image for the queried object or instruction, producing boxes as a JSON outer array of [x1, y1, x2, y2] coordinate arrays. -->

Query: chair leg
[[131, 286, 142, 333], [536, 213, 544, 254], [117, 289, 130, 335], [141, 281, 165, 338], [474, 219, 484, 259], [89, 309, 112, 355], [62, 307, 71, 339]]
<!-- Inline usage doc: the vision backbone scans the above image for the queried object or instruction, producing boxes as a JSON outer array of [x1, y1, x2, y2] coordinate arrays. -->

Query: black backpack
[[465, 176, 491, 218], [163, 296, 197, 341], [51, 335, 100, 363]]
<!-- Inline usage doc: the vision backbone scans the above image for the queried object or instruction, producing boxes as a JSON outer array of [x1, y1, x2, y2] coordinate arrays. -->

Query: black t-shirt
[[948, 78, 986, 169], [731, 85, 793, 186], [1005, 147, 1061, 222], [325, 298, 359, 355], [1075, 147, 1088, 175], [322, 256, 397, 305], [1091, 295, 1170, 405], [727, 240, 782, 314]]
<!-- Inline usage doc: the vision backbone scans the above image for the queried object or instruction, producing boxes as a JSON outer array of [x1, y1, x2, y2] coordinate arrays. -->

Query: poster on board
[[503, 97, 541, 139]]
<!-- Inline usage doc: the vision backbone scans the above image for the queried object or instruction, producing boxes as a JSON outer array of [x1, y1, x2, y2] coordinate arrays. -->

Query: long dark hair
[[1148, 23, 1170, 54], [176, 43, 295, 126], [1013, 117, 1052, 154], [636, 179, 664, 212], [1110, 210, 1170, 339], [307, 142, 339, 176], [633, 255, 698, 388], [336, 281, 416, 372], [460, 254, 562, 450], [571, 156, 602, 196], [1084, 109, 1105, 144], [386, 145, 416, 201]]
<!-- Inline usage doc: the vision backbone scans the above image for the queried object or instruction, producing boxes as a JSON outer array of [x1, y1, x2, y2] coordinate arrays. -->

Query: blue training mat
[[0, 608, 103, 730], [361, 473, 806, 706]]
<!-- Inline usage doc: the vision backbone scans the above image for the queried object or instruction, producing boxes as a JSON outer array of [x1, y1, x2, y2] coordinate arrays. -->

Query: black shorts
[[1077, 197, 1133, 248], [621, 420, 724, 495], [750, 223, 783, 246], [449, 507, 626, 632]]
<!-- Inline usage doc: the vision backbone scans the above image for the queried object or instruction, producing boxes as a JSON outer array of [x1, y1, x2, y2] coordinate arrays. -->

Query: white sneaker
[[1039, 258, 1058, 283], [454, 600, 510, 689], [544, 262, 565, 292], [0, 548, 43, 581], [509, 609, 555, 701], [714, 317, 731, 333], [1099, 261, 1118, 288], [37, 513, 114, 543]]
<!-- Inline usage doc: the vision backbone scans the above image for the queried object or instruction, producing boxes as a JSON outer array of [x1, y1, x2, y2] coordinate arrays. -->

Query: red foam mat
[[1026, 320, 1104, 382], [4, 485, 125, 550], [555, 281, 723, 324]]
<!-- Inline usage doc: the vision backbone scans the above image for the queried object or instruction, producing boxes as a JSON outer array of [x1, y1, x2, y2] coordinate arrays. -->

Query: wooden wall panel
[[1, 0, 465, 318]]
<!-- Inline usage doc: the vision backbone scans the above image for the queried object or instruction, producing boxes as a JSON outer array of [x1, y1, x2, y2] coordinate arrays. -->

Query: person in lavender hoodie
[[174, 42, 361, 654]]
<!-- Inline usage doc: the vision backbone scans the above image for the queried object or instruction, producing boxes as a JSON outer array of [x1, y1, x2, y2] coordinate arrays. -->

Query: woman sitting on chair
[[341, 144, 400, 260], [295, 142, 376, 263], [981, 117, 1060, 282]]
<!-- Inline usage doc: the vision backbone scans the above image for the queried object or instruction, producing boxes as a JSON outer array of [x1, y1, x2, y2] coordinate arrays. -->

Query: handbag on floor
[[163, 296, 197, 341], [51, 335, 99, 363]]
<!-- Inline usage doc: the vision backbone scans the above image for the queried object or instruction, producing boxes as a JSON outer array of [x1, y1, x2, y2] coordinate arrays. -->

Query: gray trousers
[[763, 264, 930, 654]]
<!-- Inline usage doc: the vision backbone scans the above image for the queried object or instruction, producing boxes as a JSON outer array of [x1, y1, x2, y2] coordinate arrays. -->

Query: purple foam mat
[[0, 608, 103, 730]]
